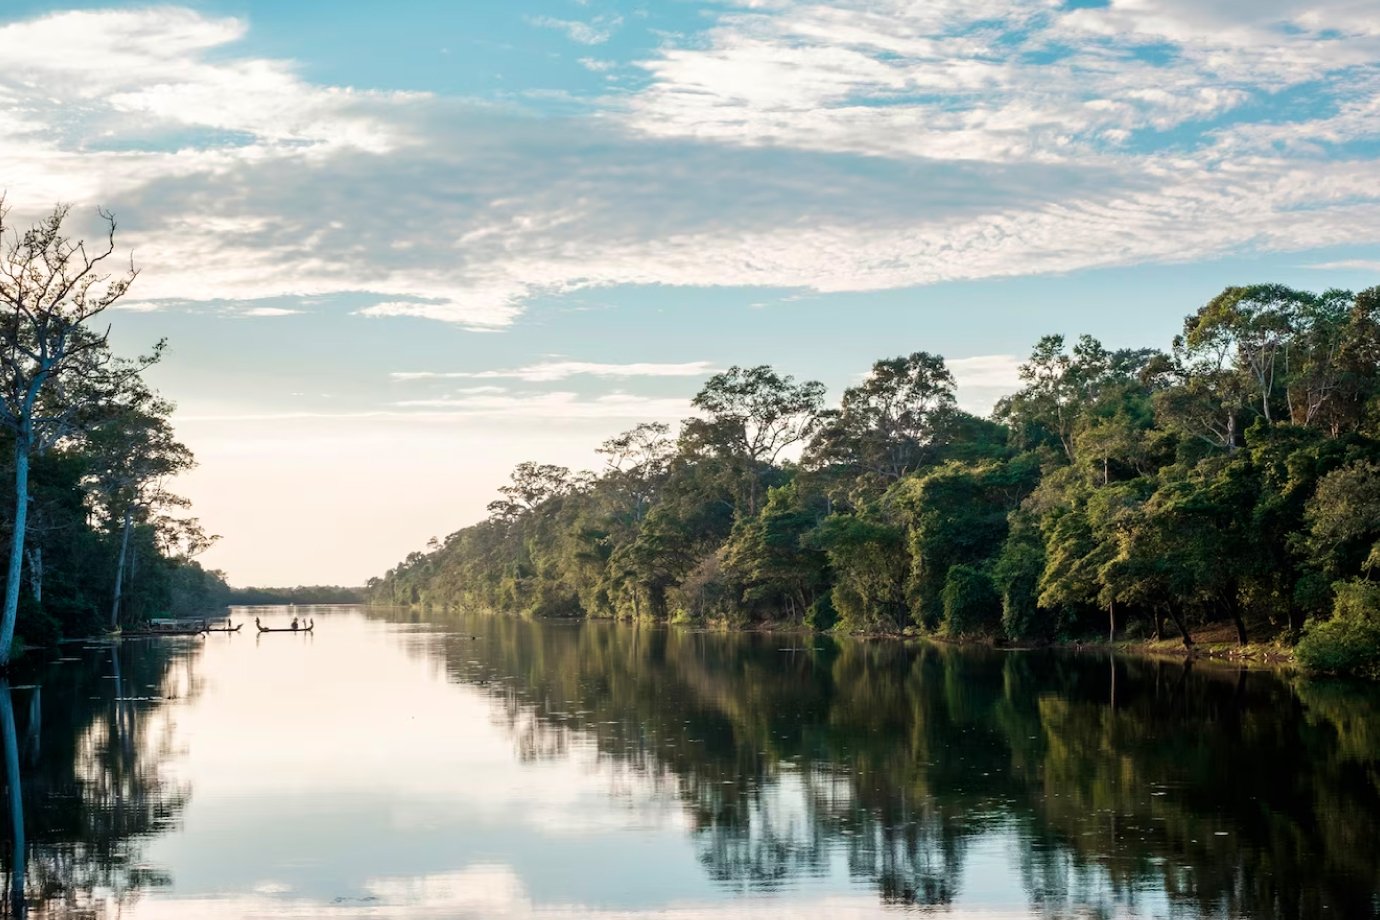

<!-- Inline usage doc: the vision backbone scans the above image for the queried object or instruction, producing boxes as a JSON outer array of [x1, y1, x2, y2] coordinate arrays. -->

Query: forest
[[0, 204, 228, 662], [370, 283, 1380, 678]]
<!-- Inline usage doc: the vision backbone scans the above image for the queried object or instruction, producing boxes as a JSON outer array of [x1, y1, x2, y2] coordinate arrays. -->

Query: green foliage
[[993, 526, 1045, 640], [809, 510, 910, 632], [369, 284, 1380, 675], [896, 456, 1039, 629], [804, 592, 838, 631], [941, 564, 1000, 637], [1296, 580, 1380, 678]]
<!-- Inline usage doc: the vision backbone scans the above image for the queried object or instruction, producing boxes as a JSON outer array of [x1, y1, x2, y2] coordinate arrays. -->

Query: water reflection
[[0, 608, 1377, 918], [2, 638, 196, 918], [402, 611, 1380, 920]]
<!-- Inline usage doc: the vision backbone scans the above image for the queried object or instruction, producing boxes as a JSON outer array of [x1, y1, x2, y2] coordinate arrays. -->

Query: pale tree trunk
[[110, 506, 134, 629], [0, 435, 32, 666], [22, 549, 39, 608], [0, 682, 24, 915]]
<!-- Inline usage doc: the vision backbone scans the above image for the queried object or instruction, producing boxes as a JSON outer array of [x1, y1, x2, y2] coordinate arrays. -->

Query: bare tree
[[0, 203, 152, 663]]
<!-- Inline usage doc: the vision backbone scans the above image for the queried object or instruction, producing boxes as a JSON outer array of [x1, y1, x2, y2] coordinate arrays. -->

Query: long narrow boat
[[255, 621, 314, 633], [206, 623, 243, 633]]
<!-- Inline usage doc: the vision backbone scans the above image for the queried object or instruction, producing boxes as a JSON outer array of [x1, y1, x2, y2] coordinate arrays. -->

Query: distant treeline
[[370, 284, 1380, 678], [227, 585, 363, 606]]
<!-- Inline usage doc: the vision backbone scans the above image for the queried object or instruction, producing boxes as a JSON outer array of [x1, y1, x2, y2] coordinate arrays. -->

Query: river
[[0, 605, 1377, 918]]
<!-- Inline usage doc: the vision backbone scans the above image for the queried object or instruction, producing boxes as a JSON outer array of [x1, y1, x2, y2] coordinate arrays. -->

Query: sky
[[1, 0, 1378, 586]]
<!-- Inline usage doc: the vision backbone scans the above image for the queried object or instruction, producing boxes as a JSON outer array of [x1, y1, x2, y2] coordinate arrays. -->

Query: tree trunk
[[1166, 603, 1194, 648], [0, 437, 32, 666], [1286, 605, 1303, 643], [0, 682, 24, 915], [1229, 597, 1248, 647], [110, 507, 134, 629], [1108, 600, 1116, 643], [1152, 608, 1165, 641], [23, 548, 39, 607]]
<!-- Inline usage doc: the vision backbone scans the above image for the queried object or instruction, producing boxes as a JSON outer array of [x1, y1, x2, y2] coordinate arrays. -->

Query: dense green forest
[[0, 205, 228, 659], [371, 283, 1380, 677]]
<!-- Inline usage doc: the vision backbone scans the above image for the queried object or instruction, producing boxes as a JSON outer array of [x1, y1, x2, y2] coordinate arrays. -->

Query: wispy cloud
[[1302, 259, 1380, 272], [239, 306, 302, 317], [391, 361, 720, 383], [393, 391, 693, 420], [620, 0, 1380, 162], [527, 14, 623, 45]]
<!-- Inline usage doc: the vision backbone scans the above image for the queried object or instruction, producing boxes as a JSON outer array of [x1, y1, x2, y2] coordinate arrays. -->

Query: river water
[[1, 605, 1377, 919]]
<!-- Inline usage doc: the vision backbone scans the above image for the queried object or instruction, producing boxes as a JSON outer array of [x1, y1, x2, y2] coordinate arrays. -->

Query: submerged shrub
[[1296, 580, 1380, 679]]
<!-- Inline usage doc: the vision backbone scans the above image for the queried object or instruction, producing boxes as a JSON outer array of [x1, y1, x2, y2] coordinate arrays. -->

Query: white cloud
[[1303, 259, 1380, 272], [948, 354, 1024, 389], [0, 8, 414, 153], [240, 307, 302, 317], [948, 354, 1024, 415], [619, 0, 1380, 162], [393, 391, 693, 420], [0, 4, 1377, 335], [391, 361, 720, 383]]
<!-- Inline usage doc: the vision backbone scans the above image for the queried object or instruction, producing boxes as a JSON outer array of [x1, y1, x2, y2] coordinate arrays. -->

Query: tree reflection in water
[[394, 609, 1380, 920], [0, 639, 195, 918]]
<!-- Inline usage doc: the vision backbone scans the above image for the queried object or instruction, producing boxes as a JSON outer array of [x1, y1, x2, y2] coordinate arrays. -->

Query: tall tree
[[681, 365, 825, 514], [807, 351, 957, 486], [82, 386, 197, 628], [486, 462, 574, 523], [0, 204, 150, 663]]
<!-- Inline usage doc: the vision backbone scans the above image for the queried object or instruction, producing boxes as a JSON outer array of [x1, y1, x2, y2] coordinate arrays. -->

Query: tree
[[81, 386, 198, 627], [1303, 460, 1380, 578], [487, 462, 574, 523], [0, 204, 149, 664], [682, 365, 825, 514], [596, 422, 674, 523], [807, 352, 956, 487], [1183, 284, 1311, 425]]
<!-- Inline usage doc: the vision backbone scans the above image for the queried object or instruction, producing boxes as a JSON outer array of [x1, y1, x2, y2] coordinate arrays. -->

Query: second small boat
[[254, 617, 314, 633]]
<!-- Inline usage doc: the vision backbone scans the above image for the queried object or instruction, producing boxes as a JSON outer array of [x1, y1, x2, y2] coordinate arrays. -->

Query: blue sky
[[2, 1, 1378, 584]]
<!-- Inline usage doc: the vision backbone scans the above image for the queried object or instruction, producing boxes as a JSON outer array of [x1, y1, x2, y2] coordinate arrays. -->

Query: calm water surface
[[2, 606, 1378, 919]]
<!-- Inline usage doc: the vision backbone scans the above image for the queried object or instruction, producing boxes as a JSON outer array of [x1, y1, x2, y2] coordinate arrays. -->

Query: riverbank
[[394, 604, 1304, 673]]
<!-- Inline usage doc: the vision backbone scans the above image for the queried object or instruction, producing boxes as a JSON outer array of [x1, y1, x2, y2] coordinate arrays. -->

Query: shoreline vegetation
[[0, 205, 228, 664], [371, 283, 1380, 680], [0, 204, 363, 662]]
